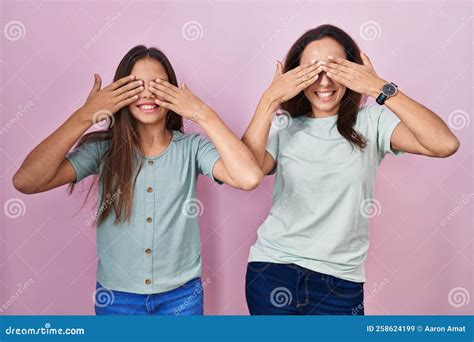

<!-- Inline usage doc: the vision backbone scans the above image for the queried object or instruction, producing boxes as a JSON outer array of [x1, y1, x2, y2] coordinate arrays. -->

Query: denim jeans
[[94, 277, 203, 315], [245, 262, 364, 315]]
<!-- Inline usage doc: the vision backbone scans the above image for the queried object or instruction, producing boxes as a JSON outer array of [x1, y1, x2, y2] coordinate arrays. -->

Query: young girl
[[12, 45, 262, 315], [242, 25, 459, 315]]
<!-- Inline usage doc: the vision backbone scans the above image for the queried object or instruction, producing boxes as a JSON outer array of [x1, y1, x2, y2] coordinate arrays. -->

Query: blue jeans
[[94, 277, 203, 315], [245, 262, 364, 315]]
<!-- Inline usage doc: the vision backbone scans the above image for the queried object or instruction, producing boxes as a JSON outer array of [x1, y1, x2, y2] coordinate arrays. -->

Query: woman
[[12, 45, 262, 315], [243, 24, 459, 315]]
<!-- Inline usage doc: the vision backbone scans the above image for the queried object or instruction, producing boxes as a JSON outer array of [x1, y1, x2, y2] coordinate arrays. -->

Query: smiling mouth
[[137, 103, 159, 114], [314, 90, 336, 102]]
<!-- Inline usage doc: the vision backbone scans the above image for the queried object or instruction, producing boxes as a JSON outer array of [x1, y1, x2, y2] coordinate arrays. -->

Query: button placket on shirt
[[144, 158, 155, 288]]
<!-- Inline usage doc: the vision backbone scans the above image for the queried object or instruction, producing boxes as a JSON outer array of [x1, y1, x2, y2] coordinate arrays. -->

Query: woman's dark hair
[[70, 45, 182, 225], [281, 24, 367, 149]]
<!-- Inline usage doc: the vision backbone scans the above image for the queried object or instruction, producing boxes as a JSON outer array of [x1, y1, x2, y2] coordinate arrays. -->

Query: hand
[[149, 79, 211, 122], [264, 60, 323, 105], [81, 74, 144, 122], [322, 52, 386, 97]]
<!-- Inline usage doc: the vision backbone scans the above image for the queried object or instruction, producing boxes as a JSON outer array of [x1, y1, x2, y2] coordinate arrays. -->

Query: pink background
[[1, 0, 472, 315]]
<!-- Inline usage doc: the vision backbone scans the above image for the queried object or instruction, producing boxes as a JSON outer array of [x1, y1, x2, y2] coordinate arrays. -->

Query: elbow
[[239, 169, 264, 191], [12, 172, 36, 194], [436, 137, 460, 158]]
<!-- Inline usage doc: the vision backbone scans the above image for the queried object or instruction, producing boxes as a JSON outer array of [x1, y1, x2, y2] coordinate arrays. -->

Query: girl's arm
[[149, 80, 264, 190], [13, 74, 144, 194], [323, 53, 460, 157], [242, 60, 324, 175]]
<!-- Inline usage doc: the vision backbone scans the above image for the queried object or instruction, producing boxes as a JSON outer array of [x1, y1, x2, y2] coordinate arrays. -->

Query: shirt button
[[147, 187, 153, 193], [146, 217, 152, 223], [145, 279, 151, 285], [148, 160, 153, 165], [145, 248, 152, 254]]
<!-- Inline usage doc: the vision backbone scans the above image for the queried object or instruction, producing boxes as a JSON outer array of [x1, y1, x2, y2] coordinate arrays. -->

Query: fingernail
[[328, 56, 333, 59], [311, 59, 316, 64]]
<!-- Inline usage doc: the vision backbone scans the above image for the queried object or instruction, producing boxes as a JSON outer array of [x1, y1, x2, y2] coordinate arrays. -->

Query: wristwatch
[[376, 82, 398, 105]]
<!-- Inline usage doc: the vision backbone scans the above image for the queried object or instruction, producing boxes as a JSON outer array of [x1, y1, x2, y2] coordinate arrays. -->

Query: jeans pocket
[[247, 262, 271, 273], [325, 275, 364, 299]]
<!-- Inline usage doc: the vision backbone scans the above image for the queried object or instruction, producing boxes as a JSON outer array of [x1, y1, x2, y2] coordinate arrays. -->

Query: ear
[[360, 51, 374, 68]]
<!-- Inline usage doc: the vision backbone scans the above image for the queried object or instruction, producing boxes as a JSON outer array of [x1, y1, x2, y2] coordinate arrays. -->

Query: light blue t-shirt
[[66, 130, 221, 294], [248, 105, 403, 283]]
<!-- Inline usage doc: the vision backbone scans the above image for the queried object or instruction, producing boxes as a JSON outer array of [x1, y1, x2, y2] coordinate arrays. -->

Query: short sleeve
[[373, 105, 404, 159], [65, 140, 105, 184], [265, 124, 279, 175], [195, 134, 223, 184]]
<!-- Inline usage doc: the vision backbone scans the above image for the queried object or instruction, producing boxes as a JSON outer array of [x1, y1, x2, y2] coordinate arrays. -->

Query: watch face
[[382, 83, 397, 96]]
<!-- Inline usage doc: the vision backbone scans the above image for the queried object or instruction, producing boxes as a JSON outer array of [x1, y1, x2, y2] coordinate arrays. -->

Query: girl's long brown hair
[[281, 24, 367, 149], [70, 45, 182, 225]]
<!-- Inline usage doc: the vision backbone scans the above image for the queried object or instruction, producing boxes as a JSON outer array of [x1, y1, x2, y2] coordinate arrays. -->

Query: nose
[[140, 81, 156, 99], [317, 72, 332, 87]]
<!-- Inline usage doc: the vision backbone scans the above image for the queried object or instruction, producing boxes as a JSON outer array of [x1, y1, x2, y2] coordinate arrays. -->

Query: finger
[[90, 74, 102, 94], [117, 85, 144, 102], [154, 99, 179, 113], [326, 70, 351, 87], [150, 82, 177, 99], [360, 51, 374, 68], [288, 59, 317, 76], [295, 60, 322, 79], [274, 60, 283, 77], [154, 79, 180, 94], [107, 75, 136, 91], [149, 86, 176, 103], [116, 94, 139, 109], [113, 80, 144, 96], [296, 64, 323, 83], [327, 56, 358, 69], [323, 61, 353, 75], [297, 72, 320, 90]]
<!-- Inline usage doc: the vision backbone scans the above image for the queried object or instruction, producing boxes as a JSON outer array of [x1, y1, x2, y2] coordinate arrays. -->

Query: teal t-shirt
[[66, 130, 221, 294], [248, 105, 403, 283]]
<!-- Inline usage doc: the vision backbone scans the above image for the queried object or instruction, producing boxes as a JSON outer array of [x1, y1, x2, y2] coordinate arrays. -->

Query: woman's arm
[[149, 79, 263, 190], [242, 60, 324, 175], [13, 74, 144, 194], [323, 52, 460, 158]]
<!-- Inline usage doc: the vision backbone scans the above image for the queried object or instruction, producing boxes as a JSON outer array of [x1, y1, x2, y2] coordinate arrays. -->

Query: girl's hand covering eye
[[322, 52, 385, 97], [149, 79, 209, 121], [82, 74, 144, 123], [264, 60, 323, 105]]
